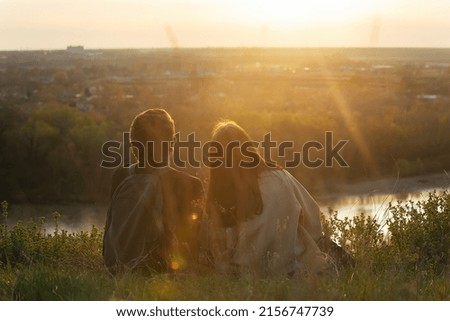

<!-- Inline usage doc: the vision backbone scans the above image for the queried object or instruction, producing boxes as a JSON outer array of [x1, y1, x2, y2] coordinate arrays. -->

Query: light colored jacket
[[215, 169, 328, 276]]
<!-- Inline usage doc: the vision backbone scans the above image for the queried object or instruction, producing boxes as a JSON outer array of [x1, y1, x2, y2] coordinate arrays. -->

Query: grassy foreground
[[0, 192, 449, 301]]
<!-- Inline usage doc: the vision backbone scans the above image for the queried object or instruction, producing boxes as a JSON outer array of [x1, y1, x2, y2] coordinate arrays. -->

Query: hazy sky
[[0, 0, 449, 50]]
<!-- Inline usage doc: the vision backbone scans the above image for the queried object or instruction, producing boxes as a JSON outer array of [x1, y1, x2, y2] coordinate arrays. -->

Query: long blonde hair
[[207, 121, 274, 227]]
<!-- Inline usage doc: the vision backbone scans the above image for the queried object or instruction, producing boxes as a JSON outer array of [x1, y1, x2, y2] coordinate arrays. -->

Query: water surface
[[4, 172, 449, 233]]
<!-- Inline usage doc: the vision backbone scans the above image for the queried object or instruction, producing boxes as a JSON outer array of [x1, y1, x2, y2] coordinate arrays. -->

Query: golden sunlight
[[230, 0, 376, 28]]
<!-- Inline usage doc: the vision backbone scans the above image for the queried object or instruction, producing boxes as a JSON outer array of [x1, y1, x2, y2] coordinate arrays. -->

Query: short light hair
[[130, 108, 175, 144]]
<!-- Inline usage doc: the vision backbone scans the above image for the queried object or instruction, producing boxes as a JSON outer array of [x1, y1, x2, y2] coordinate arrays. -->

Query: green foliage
[[387, 191, 450, 273], [0, 194, 449, 300], [322, 211, 384, 265], [322, 191, 449, 276], [12, 265, 113, 300], [0, 104, 113, 201], [0, 202, 103, 270]]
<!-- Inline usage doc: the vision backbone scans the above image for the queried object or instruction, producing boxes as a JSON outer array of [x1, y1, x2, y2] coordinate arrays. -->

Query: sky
[[0, 0, 449, 50]]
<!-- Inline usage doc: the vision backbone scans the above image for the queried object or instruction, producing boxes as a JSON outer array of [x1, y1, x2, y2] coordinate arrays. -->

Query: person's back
[[103, 164, 166, 273], [204, 120, 330, 276], [102, 109, 204, 274], [227, 168, 327, 275]]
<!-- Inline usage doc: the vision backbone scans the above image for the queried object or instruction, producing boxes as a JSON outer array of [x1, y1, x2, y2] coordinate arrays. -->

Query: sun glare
[[230, 0, 376, 28]]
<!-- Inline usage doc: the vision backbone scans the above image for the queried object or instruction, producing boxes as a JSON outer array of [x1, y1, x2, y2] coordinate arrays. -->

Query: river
[[317, 172, 449, 232], [3, 172, 449, 234]]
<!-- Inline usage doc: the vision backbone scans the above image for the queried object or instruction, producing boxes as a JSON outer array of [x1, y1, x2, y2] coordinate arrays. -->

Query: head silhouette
[[129, 108, 175, 169]]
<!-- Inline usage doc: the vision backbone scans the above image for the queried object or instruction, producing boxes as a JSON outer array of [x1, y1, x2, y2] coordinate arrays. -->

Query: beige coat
[[211, 169, 329, 276]]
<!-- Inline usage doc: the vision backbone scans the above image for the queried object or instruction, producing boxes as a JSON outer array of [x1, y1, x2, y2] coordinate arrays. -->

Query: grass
[[0, 192, 449, 301]]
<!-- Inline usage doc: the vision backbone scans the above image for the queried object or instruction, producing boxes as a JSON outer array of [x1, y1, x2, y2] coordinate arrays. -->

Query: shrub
[[321, 209, 385, 266], [387, 191, 449, 273], [0, 201, 103, 270], [321, 191, 449, 275]]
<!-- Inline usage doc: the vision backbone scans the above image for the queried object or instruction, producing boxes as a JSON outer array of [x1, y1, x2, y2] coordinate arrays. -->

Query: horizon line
[[1, 45, 450, 52]]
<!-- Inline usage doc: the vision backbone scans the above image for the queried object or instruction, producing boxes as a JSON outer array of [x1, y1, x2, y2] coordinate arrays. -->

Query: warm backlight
[[229, 0, 375, 28]]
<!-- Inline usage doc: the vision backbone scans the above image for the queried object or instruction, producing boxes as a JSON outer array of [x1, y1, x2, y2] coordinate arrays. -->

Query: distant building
[[67, 46, 85, 54]]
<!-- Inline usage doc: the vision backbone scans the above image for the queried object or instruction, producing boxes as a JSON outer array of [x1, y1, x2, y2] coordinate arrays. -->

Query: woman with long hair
[[204, 120, 332, 276]]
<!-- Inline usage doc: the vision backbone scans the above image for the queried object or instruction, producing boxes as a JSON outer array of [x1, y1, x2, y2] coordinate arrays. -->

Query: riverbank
[[314, 171, 450, 222], [3, 202, 108, 233], [316, 171, 450, 202]]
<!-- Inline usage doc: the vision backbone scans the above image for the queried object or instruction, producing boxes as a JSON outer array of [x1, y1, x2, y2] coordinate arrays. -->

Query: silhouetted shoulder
[[110, 166, 131, 198], [160, 168, 204, 208]]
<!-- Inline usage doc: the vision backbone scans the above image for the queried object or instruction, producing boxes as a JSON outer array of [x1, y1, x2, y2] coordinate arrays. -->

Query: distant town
[[1, 47, 448, 114]]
